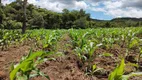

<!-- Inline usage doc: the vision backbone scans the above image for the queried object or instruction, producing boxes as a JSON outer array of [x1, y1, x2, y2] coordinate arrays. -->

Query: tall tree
[[22, 0, 27, 34], [0, 0, 1, 6], [0, 0, 2, 24]]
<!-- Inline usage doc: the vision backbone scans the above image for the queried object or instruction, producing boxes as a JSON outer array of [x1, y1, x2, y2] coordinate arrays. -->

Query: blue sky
[[2, 0, 142, 20], [86, 10, 113, 20]]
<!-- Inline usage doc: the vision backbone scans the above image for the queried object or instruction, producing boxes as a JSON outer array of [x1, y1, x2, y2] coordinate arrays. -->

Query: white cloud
[[105, 7, 142, 18], [28, 0, 37, 4], [103, 1, 122, 9], [35, 0, 64, 12], [2, 0, 15, 5], [2, 0, 88, 12], [28, 0, 88, 12], [74, 1, 88, 10], [2, 0, 142, 18], [89, 0, 142, 18], [90, 7, 106, 12]]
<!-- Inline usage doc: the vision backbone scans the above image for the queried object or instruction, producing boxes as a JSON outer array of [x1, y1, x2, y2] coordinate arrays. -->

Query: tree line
[[0, 0, 142, 33]]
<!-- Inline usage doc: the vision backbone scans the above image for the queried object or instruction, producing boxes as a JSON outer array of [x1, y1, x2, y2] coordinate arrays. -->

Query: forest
[[0, 0, 142, 31]]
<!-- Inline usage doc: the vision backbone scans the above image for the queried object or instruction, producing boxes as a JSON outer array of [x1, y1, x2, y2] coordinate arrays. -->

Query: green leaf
[[17, 74, 28, 80], [92, 64, 96, 71], [108, 58, 125, 80], [140, 47, 142, 55], [102, 53, 113, 57], [20, 60, 33, 73], [126, 62, 139, 68], [122, 72, 142, 80], [10, 64, 22, 80], [10, 51, 45, 80], [27, 48, 33, 59], [39, 70, 50, 80], [10, 63, 14, 72], [129, 38, 139, 49]]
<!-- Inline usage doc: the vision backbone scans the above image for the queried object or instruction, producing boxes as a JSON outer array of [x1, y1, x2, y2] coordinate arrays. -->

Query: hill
[[90, 17, 142, 28]]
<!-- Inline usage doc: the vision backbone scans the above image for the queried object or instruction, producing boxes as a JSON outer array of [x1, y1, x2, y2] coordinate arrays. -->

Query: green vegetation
[[0, 27, 141, 80], [68, 27, 142, 79], [0, 29, 62, 50], [0, 1, 142, 80], [10, 50, 51, 80], [0, 0, 142, 31], [109, 59, 142, 80]]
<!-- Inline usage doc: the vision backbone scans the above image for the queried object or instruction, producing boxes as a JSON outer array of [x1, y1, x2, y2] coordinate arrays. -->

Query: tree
[[73, 17, 87, 29], [62, 9, 70, 28], [79, 9, 85, 18], [22, 0, 27, 34], [29, 11, 45, 29], [105, 22, 111, 28], [0, 0, 1, 7], [0, 0, 2, 24]]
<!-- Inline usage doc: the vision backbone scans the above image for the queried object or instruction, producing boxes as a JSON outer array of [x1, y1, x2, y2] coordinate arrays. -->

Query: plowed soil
[[0, 34, 142, 80]]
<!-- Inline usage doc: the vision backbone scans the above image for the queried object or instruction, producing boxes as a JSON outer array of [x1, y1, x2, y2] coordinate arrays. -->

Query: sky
[[2, 0, 142, 20]]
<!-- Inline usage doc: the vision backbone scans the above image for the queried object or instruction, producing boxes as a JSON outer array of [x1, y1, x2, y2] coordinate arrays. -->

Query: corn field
[[0, 27, 142, 80]]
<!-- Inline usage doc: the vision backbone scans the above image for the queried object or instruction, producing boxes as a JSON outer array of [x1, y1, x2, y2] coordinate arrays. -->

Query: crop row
[[1, 27, 142, 80]]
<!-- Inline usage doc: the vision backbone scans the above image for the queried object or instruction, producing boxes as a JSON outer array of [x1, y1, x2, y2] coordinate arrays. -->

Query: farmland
[[0, 27, 142, 80]]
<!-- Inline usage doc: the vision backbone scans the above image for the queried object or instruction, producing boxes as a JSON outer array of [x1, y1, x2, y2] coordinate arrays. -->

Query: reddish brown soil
[[0, 34, 142, 80], [36, 52, 92, 80], [36, 34, 93, 80], [0, 45, 31, 80]]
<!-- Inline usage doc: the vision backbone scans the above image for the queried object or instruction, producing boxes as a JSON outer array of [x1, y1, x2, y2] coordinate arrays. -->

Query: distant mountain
[[91, 17, 142, 22], [111, 17, 142, 22], [90, 17, 142, 28], [90, 18, 108, 22]]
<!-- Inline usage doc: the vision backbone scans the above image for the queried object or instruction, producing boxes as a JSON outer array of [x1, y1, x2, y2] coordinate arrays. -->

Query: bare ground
[[0, 45, 31, 80], [0, 34, 142, 80]]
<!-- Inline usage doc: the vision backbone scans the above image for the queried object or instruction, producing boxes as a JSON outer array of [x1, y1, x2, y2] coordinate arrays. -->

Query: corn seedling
[[86, 64, 103, 76], [10, 50, 52, 80], [109, 58, 142, 80], [137, 47, 142, 66], [108, 58, 125, 80]]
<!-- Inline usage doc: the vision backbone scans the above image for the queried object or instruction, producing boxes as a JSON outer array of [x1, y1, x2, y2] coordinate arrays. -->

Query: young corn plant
[[42, 30, 61, 50], [10, 50, 52, 80], [69, 29, 88, 49], [75, 41, 99, 62], [75, 47, 87, 63], [0, 32, 10, 50], [86, 64, 103, 76], [109, 58, 142, 80], [83, 41, 99, 61], [137, 47, 142, 66], [128, 37, 140, 49], [0, 30, 23, 50], [101, 37, 114, 50], [108, 58, 125, 80]]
